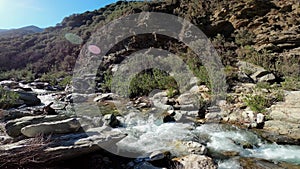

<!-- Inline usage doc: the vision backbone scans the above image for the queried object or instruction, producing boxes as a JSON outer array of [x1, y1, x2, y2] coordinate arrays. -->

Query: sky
[[0, 0, 119, 29]]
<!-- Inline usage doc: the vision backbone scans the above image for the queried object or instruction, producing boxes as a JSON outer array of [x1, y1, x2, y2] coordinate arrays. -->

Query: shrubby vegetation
[[281, 77, 300, 91], [0, 0, 299, 94], [0, 68, 35, 82], [40, 71, 72, 88], [102, 68, 178, 98], [129, 68, 178, 98], [0, 87, 19, 109], [235, 33, 299, 80], [243, 82, 285, 113], [243, 94, 271, 113]]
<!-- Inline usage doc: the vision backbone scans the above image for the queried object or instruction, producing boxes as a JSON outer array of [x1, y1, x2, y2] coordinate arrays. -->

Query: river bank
[[0, 79, 300, 169]]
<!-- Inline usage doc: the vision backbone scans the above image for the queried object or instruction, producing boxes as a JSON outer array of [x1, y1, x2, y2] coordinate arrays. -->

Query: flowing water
[[114, 111, 300, 168], [33, 90, 300, 168]]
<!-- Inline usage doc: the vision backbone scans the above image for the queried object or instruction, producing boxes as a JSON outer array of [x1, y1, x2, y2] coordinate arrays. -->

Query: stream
[[36, 91, 300, 168]]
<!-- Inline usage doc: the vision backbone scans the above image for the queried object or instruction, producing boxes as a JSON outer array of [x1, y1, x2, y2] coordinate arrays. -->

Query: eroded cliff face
[[76, 0, 299, 80]]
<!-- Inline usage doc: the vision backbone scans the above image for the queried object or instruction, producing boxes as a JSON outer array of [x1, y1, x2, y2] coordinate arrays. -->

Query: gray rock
[[0, 135, 13, 144], [205, 113, 222, 122], [152, 101, 173, 110], [176, 104, 198, 111], [237, 61, 276, 83], [150, 91, 172, 110], [151, 91, 167, 98], [21, 118, 81, 137], [16, 91, 41, 106], [237, 71, 253, 83], [149, 150, 168, 161], [0, 128, 126, 163], [102, 114, 120, 128], [0, 109, 32, 122], [262, 91, 300, 143], [251, 71, 276, 83], [5, 115, 71, 137], [237, 61, 262, 74], [177, 92, 197, 105], [189, 77, 199, 86], [93, 93, 117, 102], [68, 93, 88, 102], [182, 141, 207, 155], [152, 92, 168, 104], [256, 113, 265, 124], [175, 154, 217, 169]]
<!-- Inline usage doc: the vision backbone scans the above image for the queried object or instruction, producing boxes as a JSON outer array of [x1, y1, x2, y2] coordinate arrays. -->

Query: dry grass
[[0, 133, 54, 168]]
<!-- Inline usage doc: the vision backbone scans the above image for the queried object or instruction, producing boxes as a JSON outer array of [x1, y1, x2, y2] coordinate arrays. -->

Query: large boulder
[[261, 91, 300, 144], [177, 92, 197, 105], [16, 91, 41, 106], [151, 91, 173, 110], [5, 115, 71, 137], [182, 141, 207, 155], [0, 109, 33, 122], [250, 70, 276, 83], [237, 61, 276, 83], [21, 118, 81, 137], [0, 127, 127, 164], [174, 154, 216, 169], [176, 92, 201, 111], [239, 157, 300, 169]]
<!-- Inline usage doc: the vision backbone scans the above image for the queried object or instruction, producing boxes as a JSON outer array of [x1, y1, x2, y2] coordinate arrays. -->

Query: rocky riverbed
[[0, 77, 300, 169]]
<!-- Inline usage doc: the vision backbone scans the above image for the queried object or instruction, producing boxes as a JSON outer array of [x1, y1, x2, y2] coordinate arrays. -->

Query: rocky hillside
[[0, 25, 43, 38], [1, 1, 300, 168], [0, 0, 299, 82]]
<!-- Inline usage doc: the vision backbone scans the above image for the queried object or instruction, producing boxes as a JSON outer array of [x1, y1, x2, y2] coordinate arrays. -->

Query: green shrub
[[0, 69, 35, 82], [273, 90, 285, 102], [100, 71, 113, 92], [281, 77, 300, 91], [243, 94, 270, 113], [167, 87, 178, 98], [256, 82, 272, 90], [186, 56, 210, 87], [128, 68, 178, 98], [58, 75, 72, 88], [243, 89, 284, 113], [40, 71, 71, 88], [0, 87, 20, 109]]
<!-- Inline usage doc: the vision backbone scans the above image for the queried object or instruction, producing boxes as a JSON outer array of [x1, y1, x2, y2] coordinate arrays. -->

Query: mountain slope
[[0, 0, 299, 81], [0, 25, 43, 37]]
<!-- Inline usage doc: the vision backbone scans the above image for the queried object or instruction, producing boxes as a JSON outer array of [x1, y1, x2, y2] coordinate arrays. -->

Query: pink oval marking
[[88, 45, 101, 54]]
